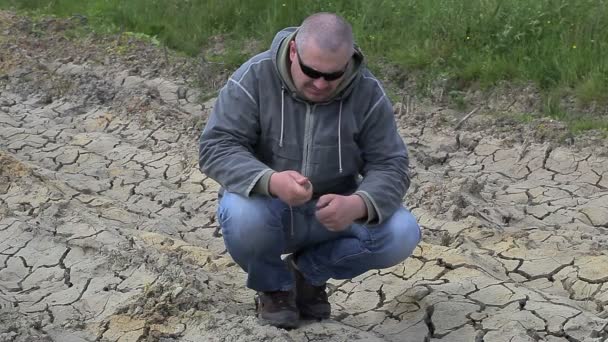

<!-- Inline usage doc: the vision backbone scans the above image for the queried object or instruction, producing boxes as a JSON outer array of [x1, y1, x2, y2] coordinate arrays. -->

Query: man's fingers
[[315, 207, 331, 223], [295, 178, 310, 189], [285, 172, 312, 191], [286, 171, 307, 184], [301, 180, 312, 190], [316, 195, 333, 209]]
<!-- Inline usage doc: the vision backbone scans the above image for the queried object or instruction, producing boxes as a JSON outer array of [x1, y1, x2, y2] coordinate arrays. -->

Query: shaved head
[[295, 12, 354, 54], [289, 13, 354, 102]]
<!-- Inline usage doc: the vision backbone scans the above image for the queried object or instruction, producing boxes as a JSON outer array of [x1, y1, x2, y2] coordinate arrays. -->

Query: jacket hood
[[270, 27, 365, 103]]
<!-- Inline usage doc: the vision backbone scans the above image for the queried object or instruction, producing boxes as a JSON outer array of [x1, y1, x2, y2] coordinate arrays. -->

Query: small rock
[[10, 68, 29, 78], [172, 286, 184, 298], [0, 99, 16, 106], [57, 57, 73, 64], [0, 332, 18, 342], [177, 86, 188, 100], [159, 291, 171, 302], [203, 98, 216, 110], [35, 94, 53, 105]]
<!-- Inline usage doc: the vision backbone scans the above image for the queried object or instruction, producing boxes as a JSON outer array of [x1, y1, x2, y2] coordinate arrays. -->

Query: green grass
[[1, 0, 607, 129]]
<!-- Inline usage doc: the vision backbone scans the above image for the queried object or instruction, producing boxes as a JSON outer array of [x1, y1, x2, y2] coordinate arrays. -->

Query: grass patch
[[570, 119, 608, 133], [542, 87, 608, 133], [1, 0, 607, 129], [515, 113, 537, 124], [575, 70, 608, 105]]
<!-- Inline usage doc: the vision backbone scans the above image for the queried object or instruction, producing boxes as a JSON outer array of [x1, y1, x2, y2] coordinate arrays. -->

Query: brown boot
[[286, 255, 331, 320], [255, 290, 299, 328]]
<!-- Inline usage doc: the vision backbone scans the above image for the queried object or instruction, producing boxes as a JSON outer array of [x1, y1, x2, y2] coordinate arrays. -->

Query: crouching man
[[199, 12, 421, 328]]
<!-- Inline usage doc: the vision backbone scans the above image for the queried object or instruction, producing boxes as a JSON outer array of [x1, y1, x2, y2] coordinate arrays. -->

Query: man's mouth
[[307, 87, 326, 96]]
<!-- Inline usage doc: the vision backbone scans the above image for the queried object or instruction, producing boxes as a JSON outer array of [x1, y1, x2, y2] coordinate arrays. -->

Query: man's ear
[[288, 40, 297, 62]]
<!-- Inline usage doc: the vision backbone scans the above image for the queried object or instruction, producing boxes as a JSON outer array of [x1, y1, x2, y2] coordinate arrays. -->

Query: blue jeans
[[217, 192, 421, 292]]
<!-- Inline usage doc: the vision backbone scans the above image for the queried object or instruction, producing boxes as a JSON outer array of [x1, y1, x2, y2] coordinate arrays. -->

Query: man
[[199, 12, 421, 329]]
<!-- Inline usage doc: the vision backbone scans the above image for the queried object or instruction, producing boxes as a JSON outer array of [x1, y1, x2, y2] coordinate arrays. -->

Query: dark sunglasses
[[296, 49, 347, 81]]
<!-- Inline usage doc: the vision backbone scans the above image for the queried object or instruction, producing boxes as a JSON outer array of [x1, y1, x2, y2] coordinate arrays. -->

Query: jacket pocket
[[270, 141, 302, 172], [309, 143, 361, 180]]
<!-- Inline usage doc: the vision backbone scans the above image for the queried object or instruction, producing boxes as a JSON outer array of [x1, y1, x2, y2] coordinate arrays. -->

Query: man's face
[[289, 40, 350, 103]]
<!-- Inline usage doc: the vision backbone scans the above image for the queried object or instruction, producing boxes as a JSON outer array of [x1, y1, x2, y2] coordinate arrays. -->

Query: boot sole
[[258, 313, 300, 329], [255, 295, 300, 329], [298, 304, 331, 321]]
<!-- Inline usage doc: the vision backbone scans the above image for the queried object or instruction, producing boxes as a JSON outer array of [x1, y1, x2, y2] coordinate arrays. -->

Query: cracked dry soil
[[2, 11, 608, 342]]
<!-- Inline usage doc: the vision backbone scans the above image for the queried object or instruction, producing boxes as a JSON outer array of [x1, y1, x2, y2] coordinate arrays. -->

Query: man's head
[[289, 13, 354, 103]]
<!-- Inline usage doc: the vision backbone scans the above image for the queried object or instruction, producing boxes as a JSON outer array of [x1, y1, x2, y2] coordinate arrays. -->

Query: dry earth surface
[[1, 11, 608, 342]]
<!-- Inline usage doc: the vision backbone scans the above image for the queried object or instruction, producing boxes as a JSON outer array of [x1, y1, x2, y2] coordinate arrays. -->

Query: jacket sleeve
[[354, 94, 410, 225], [198, 78, 273, 196]]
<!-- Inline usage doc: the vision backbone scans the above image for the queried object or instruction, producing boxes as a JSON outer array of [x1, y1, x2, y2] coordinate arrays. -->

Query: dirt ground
[[1, 11, 608, 342]]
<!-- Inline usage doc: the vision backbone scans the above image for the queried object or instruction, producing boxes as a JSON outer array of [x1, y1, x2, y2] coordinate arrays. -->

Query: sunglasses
[[296, 49, 347, 81]]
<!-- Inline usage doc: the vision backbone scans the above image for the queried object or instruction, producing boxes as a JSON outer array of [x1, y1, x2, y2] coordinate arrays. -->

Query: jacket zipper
[[301, 104, 315, 177]]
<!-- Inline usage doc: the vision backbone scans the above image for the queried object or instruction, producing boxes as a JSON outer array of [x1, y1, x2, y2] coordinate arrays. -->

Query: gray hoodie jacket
[[199, 27, 410, 225]]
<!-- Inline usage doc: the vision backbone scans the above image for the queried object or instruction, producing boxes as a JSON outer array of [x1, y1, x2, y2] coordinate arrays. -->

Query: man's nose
[[312, 77, 330, 90]]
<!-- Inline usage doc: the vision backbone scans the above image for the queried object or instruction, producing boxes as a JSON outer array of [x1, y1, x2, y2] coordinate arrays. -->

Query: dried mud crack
[[2, 10, 608, 342]]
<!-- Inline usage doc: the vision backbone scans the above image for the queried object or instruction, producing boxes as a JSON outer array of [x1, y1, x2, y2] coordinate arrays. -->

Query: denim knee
[[369, 208, 421, 268], [218, 192, 285, 256]]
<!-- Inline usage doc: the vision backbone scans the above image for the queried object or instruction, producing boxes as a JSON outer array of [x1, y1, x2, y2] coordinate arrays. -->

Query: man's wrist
[[268, 172, 279, 197], [253, 170, 275, 197], [349, 194, 367, 220]]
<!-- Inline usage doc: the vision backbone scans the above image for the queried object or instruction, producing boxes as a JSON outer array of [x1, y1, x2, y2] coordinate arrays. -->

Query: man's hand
[[315, 194, 367, 231], [268, 170, 313, 206]]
